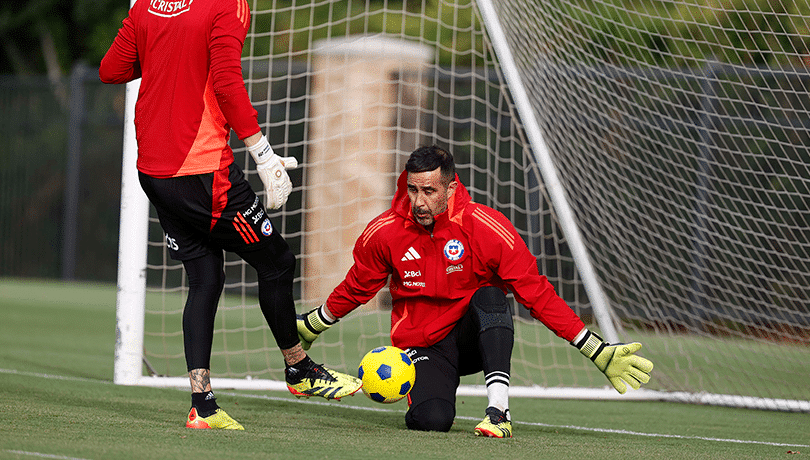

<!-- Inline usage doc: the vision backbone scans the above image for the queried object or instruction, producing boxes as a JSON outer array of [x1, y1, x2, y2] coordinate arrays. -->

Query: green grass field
[[1, 278, 808, 459]]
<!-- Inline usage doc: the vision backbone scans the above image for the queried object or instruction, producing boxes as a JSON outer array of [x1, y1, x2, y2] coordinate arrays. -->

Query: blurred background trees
[[0, 0, 127, 74]]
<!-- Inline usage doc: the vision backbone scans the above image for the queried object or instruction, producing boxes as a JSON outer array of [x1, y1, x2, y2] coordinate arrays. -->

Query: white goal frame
[[113, 0, 810, 412], [472, 0, 809, 412], [112, 0, 619, 395]]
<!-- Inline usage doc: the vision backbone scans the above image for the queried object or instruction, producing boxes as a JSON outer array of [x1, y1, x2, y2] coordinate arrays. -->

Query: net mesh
[[138, 0, 810, 404], [490, 0, 810, 401]]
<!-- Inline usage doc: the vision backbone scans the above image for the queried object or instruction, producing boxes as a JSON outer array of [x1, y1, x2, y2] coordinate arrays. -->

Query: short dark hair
[[405, 145, 456, 186]]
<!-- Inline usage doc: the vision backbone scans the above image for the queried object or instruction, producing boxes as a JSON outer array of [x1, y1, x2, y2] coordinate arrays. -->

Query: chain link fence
[[1, 64, 125, 281]]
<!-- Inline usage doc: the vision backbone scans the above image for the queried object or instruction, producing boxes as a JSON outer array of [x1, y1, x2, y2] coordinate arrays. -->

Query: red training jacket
[[326, 170, 586, 348], [99, 0, 260, 178]]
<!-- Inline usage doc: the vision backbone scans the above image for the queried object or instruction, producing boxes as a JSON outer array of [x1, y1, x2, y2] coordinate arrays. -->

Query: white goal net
[[116, 0, 810, 411]]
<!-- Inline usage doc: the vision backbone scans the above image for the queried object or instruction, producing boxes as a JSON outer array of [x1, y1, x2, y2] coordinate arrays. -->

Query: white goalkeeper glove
[[573, 329, 653, 394], [247, 135, 298, 209], [296, 304, 337, 350]]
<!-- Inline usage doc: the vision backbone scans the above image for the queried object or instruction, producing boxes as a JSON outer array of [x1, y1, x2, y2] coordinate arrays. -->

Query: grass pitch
[[0, 278, 807, 459]]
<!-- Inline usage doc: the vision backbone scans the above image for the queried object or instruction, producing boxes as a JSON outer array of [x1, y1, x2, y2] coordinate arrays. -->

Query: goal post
[[472, 0, 810, 411], [475, 0, 620, 344], [114, 0, 810, 412], [113, 0, 617, 392], [114, 77, 147, 387]]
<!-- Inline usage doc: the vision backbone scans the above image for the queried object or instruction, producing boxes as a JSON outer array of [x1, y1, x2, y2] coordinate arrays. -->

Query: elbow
[[98, 65, 112, 83], [99, 59, 140, 84], [98, 56, 118, 83], [98, 71, 116, 84], [99, 64, 124, 84]]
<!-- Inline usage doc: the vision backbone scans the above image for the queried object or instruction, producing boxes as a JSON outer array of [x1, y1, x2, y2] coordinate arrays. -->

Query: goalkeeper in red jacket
[[100, 0, 360, 431], [297, 145, 653, 438]]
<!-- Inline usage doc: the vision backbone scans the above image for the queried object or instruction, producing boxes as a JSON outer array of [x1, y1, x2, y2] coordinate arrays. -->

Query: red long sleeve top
[[99, 0, 260, 178], [327, 171, 586, 348]]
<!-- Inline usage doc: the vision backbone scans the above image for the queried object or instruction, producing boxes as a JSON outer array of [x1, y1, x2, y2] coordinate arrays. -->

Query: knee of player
[[278, 248, 296, 270], [278, 248, 296, 278], [470, 286, 514, 331], [256, 247, 296, 281], [405, 399, 455, 432], [187, 264, 226, 293]]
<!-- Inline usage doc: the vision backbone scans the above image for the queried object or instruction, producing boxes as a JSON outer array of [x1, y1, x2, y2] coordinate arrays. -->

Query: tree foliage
[[0, 0, 128, 75], [2, 0, 808, 76]]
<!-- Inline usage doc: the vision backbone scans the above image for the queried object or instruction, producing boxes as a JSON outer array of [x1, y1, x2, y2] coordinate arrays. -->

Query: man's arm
[[472, 205, 585, 341], [208, 6, 297, 208], [326, 216, 395, 318], [473, 206, 654, 392], [99, 13, 141, 84], [296, 214, 395, 348], [296, 250, 390, 350], [209, 34, 260, 140], [242, 133, 262, 147]]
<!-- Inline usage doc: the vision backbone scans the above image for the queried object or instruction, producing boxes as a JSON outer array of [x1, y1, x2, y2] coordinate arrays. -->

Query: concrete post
[[303, 35, 433, 309]]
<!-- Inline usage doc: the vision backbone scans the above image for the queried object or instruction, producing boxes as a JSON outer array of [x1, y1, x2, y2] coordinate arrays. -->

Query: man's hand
[[574, 330, 653, 394], [247, 135, 298, 209], [297, 305, 336, 350]]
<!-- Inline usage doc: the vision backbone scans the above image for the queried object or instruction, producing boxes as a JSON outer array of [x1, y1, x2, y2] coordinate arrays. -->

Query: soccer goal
[[115, 0, 810, 412]]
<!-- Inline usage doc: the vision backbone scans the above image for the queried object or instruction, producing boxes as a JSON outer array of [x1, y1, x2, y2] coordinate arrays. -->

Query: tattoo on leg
[[189, 368, 212, 393], [281, 344, 307, 366]]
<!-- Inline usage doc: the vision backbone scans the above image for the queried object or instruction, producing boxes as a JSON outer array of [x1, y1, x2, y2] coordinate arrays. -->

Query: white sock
[[485, 371, 510, 415]]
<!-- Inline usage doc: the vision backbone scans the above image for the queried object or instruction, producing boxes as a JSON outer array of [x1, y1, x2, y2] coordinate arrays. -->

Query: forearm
[[512, 274, 585, 342], [570, 326, 589, 345], [321, 303, 338, 322], [99, 16, 142, 84], [99, 58, 141, 83], [326, 275, 387, 319], [243, 132, 262, 146], [210, 36, 260, 139]]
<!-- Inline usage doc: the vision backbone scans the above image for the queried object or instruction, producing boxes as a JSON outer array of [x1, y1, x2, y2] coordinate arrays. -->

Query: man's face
[[407, 168, 457, 228]]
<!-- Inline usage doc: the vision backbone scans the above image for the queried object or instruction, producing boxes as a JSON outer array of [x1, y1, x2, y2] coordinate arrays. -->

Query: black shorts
[[405, 308, 483, 409], [138, 162, 284, 261]]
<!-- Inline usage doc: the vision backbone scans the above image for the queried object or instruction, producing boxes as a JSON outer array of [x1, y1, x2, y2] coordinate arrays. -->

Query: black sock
[[191, 391, 219, 417], [285, 356, 314, 383]]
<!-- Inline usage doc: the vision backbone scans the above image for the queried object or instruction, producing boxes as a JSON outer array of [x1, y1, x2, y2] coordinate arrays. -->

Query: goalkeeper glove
[[247, 135, 299, 209], [573, 329, 653, 394], [297, 304, 337, 350]]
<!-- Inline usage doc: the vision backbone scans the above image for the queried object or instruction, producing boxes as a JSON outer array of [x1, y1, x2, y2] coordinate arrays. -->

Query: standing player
[[100, 0, 361, 430], [297, 145, 653, 437]]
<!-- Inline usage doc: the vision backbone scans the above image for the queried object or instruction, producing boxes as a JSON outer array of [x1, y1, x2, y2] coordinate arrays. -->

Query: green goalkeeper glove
[[296, 304, 337, 350], [574, 330, 653, 394]]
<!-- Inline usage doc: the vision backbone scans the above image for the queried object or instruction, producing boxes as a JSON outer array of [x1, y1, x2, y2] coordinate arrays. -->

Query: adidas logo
[[401, 247, 421, 261], [302, 386, 342, 399]]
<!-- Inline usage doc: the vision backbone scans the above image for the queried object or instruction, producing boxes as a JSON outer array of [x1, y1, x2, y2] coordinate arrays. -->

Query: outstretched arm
[[296, 214, 395, 349], [470, 205, 654, 393]]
